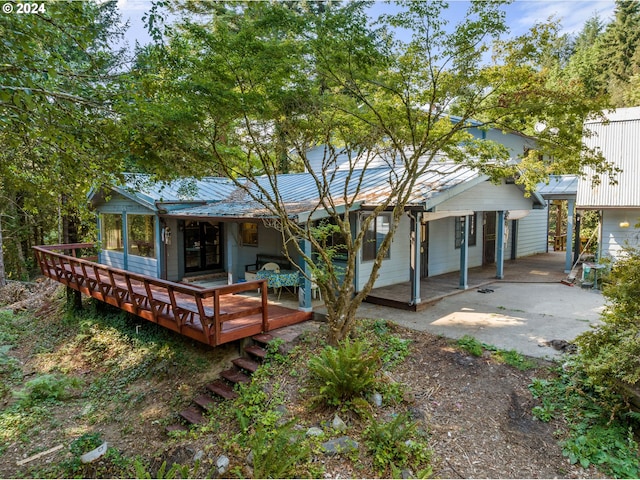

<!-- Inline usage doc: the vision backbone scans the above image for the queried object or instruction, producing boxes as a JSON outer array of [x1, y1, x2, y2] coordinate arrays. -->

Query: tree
[[129, 0, 615, 344], [0, 0, 127, 283]]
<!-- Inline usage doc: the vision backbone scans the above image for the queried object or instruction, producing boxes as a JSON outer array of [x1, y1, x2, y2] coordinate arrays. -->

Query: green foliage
[[368, 319, 412, 368], [576, 248, 640, 387], [249, 421, 311, 479], [456, 335, 484, 357], [14, 374, 80, 407], [492, 349, 537, 371], [364, 413, 432, 476], [308, 338, 381, 407], [529, 361, 640, 477], [134, 459, 207, 479]]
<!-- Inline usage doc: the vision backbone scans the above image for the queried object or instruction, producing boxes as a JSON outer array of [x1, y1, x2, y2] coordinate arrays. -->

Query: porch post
[[565, 199, 575, 273], [410, 212, 422, 305], [496, 210, 505, 279], [226, 223, 236, 284], [459, 215, 469, 289], [298, 238, 313, 312]]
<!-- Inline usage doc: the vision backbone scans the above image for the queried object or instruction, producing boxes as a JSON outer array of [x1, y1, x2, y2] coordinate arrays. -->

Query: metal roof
[[167, 163, 485, 220], [578, 107, 640, 208], [536, 175, 578, 200]]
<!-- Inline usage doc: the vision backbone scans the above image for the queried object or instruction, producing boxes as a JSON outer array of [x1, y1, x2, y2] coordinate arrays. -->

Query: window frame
[[101, 213, 124, 252], [362, 213, 391, 262], [455, 214, 477, 249], [240, 222, 259, 247], [127, 214, 156, 258]]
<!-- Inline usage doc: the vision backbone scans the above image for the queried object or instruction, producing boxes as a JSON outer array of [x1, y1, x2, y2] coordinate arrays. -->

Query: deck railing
[[33, 243, 270, 347]]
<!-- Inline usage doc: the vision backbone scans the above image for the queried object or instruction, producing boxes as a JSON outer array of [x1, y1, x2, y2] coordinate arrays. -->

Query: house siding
[[513, 207, 548, 257], [435, 180, 534, 212], [358, 213, 411, 290], [600, 209, 640, 259], [163, 217, 180, 281]]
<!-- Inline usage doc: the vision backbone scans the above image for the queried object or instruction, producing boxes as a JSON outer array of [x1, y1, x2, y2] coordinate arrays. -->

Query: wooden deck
[[33, 243, 312, 347]]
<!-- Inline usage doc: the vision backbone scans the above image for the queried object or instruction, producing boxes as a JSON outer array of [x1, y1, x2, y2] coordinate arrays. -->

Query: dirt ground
[[0, 281, 601, 478]]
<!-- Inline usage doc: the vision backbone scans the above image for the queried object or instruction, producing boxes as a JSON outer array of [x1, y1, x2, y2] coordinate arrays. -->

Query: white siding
[[99, 250, 125, 269], [600, 209, 640, 259], [514, 208, 548, 257], [427, 215, 483, 276], [435, 180, 534, 212], [358, 214, 411, 290]]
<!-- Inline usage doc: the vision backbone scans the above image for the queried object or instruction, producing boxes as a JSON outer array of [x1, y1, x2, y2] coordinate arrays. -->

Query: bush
[[14, 374, 80, 407], [308, 337, 381, 407], [456, 335, 483, 357], [576, 248, 640, 387], [364, 412, 432, 475], [249, 421, 311, 478]]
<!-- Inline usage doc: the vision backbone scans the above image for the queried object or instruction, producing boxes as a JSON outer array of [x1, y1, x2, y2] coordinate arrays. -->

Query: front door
[[184, 221, 223, 273], [483, 212, 496, 265]]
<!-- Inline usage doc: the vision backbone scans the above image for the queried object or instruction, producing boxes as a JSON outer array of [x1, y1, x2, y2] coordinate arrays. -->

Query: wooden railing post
[[261, 279, 269, 332]]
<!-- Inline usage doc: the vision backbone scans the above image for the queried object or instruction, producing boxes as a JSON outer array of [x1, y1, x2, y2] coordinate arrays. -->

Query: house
[[88, 140, 548, 312], [577, 106, 640, 260]]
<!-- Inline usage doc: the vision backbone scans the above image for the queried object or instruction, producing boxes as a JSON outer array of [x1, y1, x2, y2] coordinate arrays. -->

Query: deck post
[[410, 212, 422, 305], [496, 210, 505, 279], [565, 198, 575, 273], [459, 214, 469, 289], [298, 239, 313, 312]]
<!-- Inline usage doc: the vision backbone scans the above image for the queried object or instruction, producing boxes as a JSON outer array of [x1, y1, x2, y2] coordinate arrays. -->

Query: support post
[[496, 210, 505, 279], [226, 223, 236, 284], [410, 212, 422, 305], [459, 215, 469, 289], [298, 239, 312, 312], [565, 199, 575, 273]]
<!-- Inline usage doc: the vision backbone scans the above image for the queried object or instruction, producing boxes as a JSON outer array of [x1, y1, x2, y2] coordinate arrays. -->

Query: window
[[127, 215, 156, 258], [102, 214, 124, 252], [455, 214, 476, 249], [362, 213, 391, 261], [240, 223, 258, 247], [313, 218, 348, 262]]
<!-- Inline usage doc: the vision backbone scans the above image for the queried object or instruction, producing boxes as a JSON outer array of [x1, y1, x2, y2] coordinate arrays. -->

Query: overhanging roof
[[537, 175, 578, 200]]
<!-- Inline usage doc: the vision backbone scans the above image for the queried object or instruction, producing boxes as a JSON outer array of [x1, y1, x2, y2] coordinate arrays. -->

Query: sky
[[115, 0, 618, 51]]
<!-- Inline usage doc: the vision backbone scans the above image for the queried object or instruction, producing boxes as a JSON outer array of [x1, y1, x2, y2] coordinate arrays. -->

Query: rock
[[370, 392, 383, 407], [408, 407, 426, 421], [216, 455, 229, 474], [306, 427, 324, 437], [246, 450, 254, 466], [321, 436, 359, 455], [332, 414, 347, 432], [193, 450, 204, 462], [401, 469, 414, 479]]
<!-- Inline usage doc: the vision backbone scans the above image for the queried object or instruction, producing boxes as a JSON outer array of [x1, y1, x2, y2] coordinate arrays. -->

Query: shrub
[[14, 374, 80, 407], [249, 421, 311, 478], [308, 337, 381, 407], [364, 412, 432, 475], [576, 248, 640, 388]]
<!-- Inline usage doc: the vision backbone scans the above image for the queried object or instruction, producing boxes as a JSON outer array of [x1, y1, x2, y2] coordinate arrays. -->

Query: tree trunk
[[61, 197, 82, 310], [0, 213, 6, 288]]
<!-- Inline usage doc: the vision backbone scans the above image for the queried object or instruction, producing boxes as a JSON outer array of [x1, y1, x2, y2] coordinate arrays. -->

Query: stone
[[332, 414, 347, 432], [193, 450, 204, 462], [246, 450, 254, 467], [370, 392, 383, 407], [306, 427, 324, 437], [216, 455, 230, 474], [321, 436, 359, 456]]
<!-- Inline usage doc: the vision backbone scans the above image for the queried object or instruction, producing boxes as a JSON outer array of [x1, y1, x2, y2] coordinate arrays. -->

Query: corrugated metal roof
[[578, 107, 640, 208], [168, 163, 483, 219], [537, 175, 578, 199], [113, 175, 236, 211]]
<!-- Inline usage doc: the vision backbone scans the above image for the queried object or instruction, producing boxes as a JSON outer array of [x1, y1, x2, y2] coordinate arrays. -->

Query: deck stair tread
[[220, 368, 251, 385], [244, 344, 268, 359], [206, 380, 239, 400], [179, 406, 207, 425], [193, 394, 217, 411], [165, 424, 189, 433], [232, 357, 261, 373], [252, 333, 274, 345]]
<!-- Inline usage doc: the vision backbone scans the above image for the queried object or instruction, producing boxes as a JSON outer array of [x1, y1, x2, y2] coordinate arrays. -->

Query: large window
[[362, 213, 391, 261], [128, 215, 156, 258], [102, 214, 124, 252], [455, 214, 477, 249]]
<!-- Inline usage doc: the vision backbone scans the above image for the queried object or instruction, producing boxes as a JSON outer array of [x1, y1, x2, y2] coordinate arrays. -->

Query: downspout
[[406, 211, 422, 306]]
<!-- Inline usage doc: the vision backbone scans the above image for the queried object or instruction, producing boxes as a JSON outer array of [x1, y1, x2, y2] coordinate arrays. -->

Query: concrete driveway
[[355, 282, 606, 359]]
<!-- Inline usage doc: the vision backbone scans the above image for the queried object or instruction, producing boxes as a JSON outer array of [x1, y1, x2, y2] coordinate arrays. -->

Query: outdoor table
[[256, 269, 300, 298]]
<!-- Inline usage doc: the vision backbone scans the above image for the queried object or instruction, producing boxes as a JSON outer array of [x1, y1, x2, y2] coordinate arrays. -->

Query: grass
[[455, 335, 537, 371]]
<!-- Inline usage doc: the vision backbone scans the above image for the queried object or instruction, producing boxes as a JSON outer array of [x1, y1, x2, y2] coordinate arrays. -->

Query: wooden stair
[[166, 334, 277, 433]]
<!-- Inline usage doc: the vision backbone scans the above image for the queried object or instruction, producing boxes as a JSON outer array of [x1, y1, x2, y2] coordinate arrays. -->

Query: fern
[[308, 337, 381, 407]]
